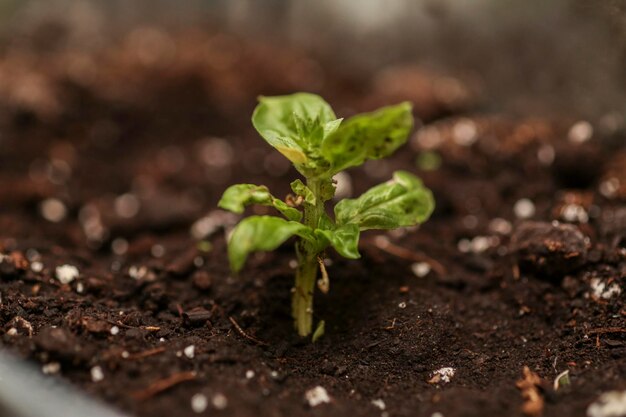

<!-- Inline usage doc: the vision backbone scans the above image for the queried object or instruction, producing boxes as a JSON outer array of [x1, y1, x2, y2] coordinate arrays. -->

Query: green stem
[[292, 250, 317, 336], [292, 178, 324, 337]]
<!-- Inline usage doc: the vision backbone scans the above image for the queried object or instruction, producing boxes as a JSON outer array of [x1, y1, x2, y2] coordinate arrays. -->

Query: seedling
[[219, 93, 434, 338]]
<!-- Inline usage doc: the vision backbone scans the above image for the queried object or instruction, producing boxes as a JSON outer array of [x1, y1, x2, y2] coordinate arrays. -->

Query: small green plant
[[218, 93, 434, 338]]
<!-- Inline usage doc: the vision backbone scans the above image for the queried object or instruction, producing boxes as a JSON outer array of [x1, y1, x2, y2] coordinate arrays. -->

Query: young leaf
[[317, 212, 335, 230], [251, 93, 341, 169], [319, 178, 336, 202], [228, 216, 314, 272], [315, 223, 361, 259], [321, 102, 414, 174], [334, 171, 434, 231], [218, 184, 302, 221], [312, 320, 325, 343], [290, 179, 316, 205]]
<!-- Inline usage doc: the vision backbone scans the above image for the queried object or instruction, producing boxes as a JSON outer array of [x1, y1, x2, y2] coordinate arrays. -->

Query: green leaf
[[318, 212, 335, 231], [227, 216, 313, 272], [315, 224, 360, 259], [312, 320, 325, 343], [218, 184, 302, 221], [319, 178, 336, 202], [290, 179, 316, 205], [321, 102, 414, 174], [251, 93, 341, 171], [334, 171, 434, 231]]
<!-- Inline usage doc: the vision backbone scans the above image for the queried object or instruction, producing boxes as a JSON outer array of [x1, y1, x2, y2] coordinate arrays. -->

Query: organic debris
[[429, 367, 456, 384], [132, 371, 197, 401], [516, 366, 544, 417]]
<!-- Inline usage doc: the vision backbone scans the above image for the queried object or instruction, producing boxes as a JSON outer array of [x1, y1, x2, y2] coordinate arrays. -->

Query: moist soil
[[0, 30, 625, 417]]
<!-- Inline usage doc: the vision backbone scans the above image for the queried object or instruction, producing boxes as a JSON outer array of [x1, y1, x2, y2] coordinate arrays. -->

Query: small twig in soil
[[105, 317, 161, 333], [383, 318, 397, 330], [228, 316, 268, 346], [105, 319, 133, 329], [586, 327, 626, 335], [512, 264, 520, 280], [131, 371, 197, 401], [371, 236, 446, 276], [143, 326, 161, 332], [124, 346, 166, 360]]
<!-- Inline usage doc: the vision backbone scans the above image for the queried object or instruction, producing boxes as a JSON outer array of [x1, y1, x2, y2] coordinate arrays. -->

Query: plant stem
[[292, 178, 324, 336], [292, 249, 317, 336]]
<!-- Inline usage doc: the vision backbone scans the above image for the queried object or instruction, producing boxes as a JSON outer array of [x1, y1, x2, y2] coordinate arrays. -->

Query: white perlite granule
[[40, 198, 67, 223], [568, 121, 593, 144], [537, 144, 555, 166], [452, 118, 478, 146], [514, 199, 535, 219], [190, 393, 208, 413], [590, 278, 622, 300], [431, 367, 456, 383], [371, 399, 386, 410], [42, 362, 61, 375], [411, 262, 431, 278], [561, 204, 589, 223], [305, 386, 330, 407], [56, 264, 79, 284], [90, 366, 104, 382], [184, 345, 195, 359], [212, 393, 228, 410], [30, 261, 44, 273], [587, 391, 626, 417], [489, 218, 512, 235], [114, 193, 140, 218]]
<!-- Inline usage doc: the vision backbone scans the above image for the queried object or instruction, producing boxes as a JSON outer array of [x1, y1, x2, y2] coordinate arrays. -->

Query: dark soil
[[0, 29, 624, 417]]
